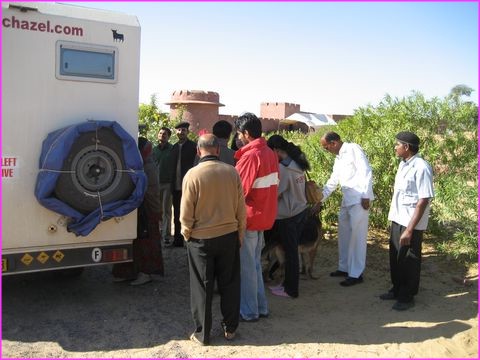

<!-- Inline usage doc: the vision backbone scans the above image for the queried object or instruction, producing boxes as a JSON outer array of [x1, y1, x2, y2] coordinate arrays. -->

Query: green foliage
[[138, 94, 190, 144], [138, 94, 169, 142], [449, 84, 474, 98], [140, 90, 477, 260], [279, 91, 478, 261]]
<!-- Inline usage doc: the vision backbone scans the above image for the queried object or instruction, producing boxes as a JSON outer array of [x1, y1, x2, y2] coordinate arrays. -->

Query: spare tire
[[54, 128, 134, 214]]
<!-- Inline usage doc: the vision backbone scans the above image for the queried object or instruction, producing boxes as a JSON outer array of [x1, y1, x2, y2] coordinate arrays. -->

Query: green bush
[[138, 94, 189, 143], [279, 91, 478, 261]]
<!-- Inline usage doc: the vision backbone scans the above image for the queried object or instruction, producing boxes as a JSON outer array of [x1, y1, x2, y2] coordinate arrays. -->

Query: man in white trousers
[[320, 131, 374, 286]]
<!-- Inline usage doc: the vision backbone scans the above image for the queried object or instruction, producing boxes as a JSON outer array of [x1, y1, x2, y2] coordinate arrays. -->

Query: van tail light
[[103, 249, 128, 262]]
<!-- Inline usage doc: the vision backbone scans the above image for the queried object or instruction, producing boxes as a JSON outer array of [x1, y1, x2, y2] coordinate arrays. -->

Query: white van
[[2, 2, 143, 274]]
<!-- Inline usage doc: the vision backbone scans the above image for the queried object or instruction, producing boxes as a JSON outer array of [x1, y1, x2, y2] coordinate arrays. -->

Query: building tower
[[166, 90, 224, 133]]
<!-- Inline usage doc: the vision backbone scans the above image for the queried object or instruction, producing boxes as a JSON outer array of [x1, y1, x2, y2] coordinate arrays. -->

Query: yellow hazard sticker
[[2, 259, 7, 272], [37, 252, 49, 264], [52, 250, 64, 263], [21, 253, 34, 266]]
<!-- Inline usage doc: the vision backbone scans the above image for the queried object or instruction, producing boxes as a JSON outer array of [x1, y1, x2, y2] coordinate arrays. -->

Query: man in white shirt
[[381, 131, 434, 311], [321, 132, 374, 286]]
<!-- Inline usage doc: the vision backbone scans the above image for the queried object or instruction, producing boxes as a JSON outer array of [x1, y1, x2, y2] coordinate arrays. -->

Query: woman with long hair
[[266, 134, 310, 298]]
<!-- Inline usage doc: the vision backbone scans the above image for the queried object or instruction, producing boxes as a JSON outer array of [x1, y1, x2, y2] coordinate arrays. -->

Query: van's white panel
[[2, 2, 141, 250]]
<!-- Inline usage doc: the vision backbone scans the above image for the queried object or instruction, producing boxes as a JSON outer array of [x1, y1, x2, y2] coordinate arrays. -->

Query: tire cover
[[54, 128, 135, 214], [35, 120, 147, 236]]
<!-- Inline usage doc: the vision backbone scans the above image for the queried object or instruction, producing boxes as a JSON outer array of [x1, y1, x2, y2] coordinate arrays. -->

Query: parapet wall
[[168, 90, 223, 105], [260, 102, 301, 120], [219, 114, 281, 134]]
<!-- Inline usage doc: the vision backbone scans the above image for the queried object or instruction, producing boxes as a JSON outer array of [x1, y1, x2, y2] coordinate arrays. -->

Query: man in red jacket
[[234, 113, 279, 322]]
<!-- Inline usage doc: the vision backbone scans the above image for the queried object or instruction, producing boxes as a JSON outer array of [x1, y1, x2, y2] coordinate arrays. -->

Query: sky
[[69, 1, 478, 116]]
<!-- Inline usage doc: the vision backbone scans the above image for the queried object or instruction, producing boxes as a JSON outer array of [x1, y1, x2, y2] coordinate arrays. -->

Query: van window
[[56, 42, 118, 83], [60, 48, 114, 79]]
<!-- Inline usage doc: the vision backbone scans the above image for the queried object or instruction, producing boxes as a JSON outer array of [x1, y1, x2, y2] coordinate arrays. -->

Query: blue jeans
[[240, 230, 268, 320]]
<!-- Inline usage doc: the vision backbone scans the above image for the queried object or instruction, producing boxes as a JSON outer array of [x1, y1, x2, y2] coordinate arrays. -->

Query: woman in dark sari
[[112, 137, 164, 285]]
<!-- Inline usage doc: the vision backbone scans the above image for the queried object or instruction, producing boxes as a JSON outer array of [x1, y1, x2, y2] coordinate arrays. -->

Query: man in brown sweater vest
[[180, 134, 246, 345]]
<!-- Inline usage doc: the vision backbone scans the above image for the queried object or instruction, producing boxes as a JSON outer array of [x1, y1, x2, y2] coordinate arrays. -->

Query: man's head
[[157, 127, 171, 145], [234, 112, 262, 145], [197, 134, 220, 158], [212, 120, 233, 140], [175, 121, 190, 143], [138, 123, 147, 137], [138, 136, 152, 161], [320, 131, 343, 155], [395, 131, 420, 159]]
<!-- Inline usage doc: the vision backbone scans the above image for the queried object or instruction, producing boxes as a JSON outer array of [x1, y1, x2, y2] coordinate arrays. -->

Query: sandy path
[[2, 229, 478, 358]]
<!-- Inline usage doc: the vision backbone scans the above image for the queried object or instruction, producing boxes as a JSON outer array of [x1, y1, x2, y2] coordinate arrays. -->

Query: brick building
[[165, 89, 343, 134]]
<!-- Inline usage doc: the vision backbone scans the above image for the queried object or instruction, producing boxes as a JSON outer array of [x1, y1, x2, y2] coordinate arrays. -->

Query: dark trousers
[[389, 222, 423, 303], [276, 209, 308, 298], [186, 231, 240, 344], [172, 190, 183, 245]]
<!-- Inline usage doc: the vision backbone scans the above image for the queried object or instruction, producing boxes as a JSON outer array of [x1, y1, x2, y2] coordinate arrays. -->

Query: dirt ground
[[2, 229, 478, 358]]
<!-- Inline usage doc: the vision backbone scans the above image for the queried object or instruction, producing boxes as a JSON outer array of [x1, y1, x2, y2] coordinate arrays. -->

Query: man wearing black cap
[[381, 131, 434, 311], [171, 121, 197, 247]]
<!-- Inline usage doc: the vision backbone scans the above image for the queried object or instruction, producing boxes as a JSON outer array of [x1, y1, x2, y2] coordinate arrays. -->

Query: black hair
[[323, 131, 341, 143], [234, 112, 262, 139], [267, 134, 310, 171], [408, 144, 419, 154], [396, 131, 420, 154], [159, 127, 172, 137], [138, 136, 149, 151], [212, 120, 233, 140], [230, 132, 240, 151]]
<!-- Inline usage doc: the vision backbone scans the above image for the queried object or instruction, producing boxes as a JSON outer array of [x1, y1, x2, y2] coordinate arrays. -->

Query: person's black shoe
[[392, 300, 414, 311], [259, 313, 269, 319], [380, 292, 397, 300], [330, 270, 349, 277], [340, 276, 363, 286]]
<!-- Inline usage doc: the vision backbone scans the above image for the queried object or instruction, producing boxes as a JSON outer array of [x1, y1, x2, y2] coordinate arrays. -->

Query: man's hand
[[361, 198, 370, 210], [310, 202, 322, 215], [400, 198, 430, 247], [399, 228, 413, 246]]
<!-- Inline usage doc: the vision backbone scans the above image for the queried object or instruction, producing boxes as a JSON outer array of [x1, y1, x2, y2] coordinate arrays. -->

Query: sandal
[[190, 332, 205, 346], [221, 321, 236, 340], [224, 331, 235, 341]]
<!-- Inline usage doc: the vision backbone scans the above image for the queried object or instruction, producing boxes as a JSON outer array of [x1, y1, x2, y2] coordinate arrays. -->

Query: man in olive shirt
[[153, 127, 174, 245]]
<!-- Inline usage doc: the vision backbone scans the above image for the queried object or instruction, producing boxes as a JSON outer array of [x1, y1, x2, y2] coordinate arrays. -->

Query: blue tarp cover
[[35, 120, 147, 236]]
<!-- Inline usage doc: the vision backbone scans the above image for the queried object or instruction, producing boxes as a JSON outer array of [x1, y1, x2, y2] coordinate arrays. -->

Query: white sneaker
[[268, 284, 284, 291], [130, 272, 152, 286]]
